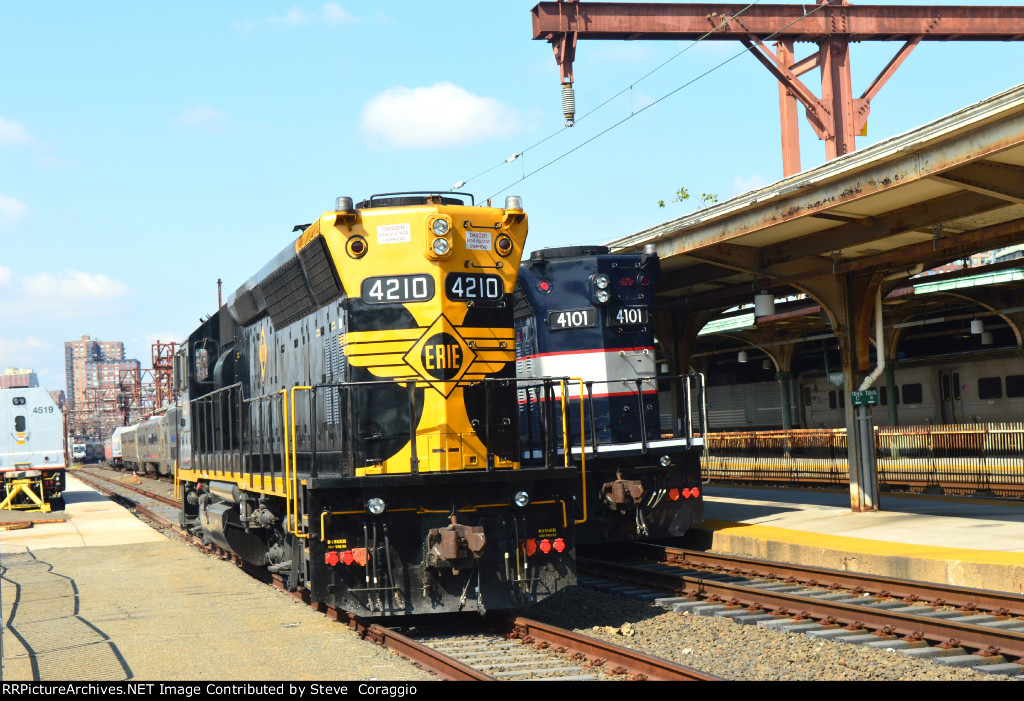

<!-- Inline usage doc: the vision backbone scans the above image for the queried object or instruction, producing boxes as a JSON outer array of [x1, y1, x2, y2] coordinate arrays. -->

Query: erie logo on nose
[[421, 333, 463, 380]]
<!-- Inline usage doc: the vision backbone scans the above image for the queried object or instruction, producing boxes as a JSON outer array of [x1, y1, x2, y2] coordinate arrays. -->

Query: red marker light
[[539, 539, 552, 554], [537, 279, 552, 293], [668, 488, 680, 501], [553, 538, 565, 553], [691, 487, 700, 498], [325, 551, 340, 566], [525, 539, 538, 556], [682, 488, 691, 498], [639, 275, 650, 286]]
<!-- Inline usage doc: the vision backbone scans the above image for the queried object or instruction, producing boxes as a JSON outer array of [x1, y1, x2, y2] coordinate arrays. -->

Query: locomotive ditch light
[[367, 497, 386, 515], [513, 490, 530, 508], [431, 238, 451, 255], [431, 218, 450, 236], [593, 274, 610, 290], [594, 289, 611, 304], [659, 454, 672, 467]]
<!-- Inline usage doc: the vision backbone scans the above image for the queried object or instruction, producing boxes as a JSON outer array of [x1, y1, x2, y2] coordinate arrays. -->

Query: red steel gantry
[[532, 1, 1024, 175]]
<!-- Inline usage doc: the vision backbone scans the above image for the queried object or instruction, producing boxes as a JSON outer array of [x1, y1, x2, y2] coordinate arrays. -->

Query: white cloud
[[233, 3, 356, 31], [0, 195, 29, 221], [0, 336, 51, 369], [174, 106, 225, 126], [0, 117, 33, 146], [0, 265, 11, 285], [361, 82, 520, 148], [25, 270, 132, 301]]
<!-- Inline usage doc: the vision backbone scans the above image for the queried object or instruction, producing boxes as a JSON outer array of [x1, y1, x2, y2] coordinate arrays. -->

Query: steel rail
[[364, 625, 494, 681], [635, 543, 1024, 617], [78, 467, 179, 508], [495, 615, 722, 681], [579, 557, 1024, 660]]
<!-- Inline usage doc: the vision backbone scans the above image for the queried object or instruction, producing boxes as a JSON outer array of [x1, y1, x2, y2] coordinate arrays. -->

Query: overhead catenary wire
[[478, 1, 839, 201], [451, 0, 766, 193]]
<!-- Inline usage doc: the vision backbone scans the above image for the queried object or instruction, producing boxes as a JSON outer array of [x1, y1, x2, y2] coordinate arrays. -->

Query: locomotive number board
[[547, 308, 597, 331], [608, 307, 649, 326], [362, 275, 435, 304], [444, 273, 504, 301]]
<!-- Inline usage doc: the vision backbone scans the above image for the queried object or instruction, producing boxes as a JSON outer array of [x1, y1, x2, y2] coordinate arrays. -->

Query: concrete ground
[[1, 476, 434, 681]]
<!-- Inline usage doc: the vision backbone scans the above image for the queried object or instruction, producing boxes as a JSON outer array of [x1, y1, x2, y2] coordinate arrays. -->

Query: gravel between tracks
[[525, 586, 1019, 681]]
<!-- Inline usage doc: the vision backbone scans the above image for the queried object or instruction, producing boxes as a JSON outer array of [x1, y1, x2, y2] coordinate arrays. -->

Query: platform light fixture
[[971, 318, 984, 335], [737, 350, 748, 363], [981, 331, 994, 345], [754, 290, 775, 317]]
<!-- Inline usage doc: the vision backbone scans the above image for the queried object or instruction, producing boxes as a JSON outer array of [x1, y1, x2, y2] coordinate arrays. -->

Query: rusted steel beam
[[928, 161, 1024, 206], [532, 3, 1024, 42], [759, 190, 1012, 268]]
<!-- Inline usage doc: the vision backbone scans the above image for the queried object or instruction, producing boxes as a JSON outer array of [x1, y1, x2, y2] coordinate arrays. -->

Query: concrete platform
[[0, 475, 433, 681], [688, 485, 1024, 594]]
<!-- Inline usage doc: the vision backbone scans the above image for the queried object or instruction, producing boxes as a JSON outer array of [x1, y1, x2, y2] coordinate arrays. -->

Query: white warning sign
[[377, 222, 411, 244], [466, 230, 492, 251]]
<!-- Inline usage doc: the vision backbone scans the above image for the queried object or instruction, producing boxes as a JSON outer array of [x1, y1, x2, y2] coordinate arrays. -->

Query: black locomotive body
[[514, 245, 706, 543], [174, 193, 576, 616]]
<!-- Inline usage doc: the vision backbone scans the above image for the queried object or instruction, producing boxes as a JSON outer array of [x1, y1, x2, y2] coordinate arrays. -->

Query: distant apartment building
[[0, 367, 38, 388], [64, 335, 141, 405]]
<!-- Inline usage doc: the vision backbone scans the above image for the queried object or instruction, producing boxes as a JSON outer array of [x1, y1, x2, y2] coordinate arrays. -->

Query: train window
[[953, 372, 961, 401], [941, 374, 951, 401], [879, 386, 887, 406], [828, 391, 837, 409], [839, 392, 845, 409], [1007, 375, 1024, 398], [902, 383, 923, 404], [802, 386, 811, 407], [15, 415, 25, 431], [978, 376, 1002, 400]]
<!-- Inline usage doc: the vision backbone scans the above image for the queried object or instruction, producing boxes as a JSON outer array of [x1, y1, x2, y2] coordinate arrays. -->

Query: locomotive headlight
[[659, 454, 672, 467], [594, 274, 610, 290], [595, 289, 611, 304], [432, 238, 451, 255], [513, 491, 530, 508], [367, 497, 386, 515], [431, 218, 449, 236]]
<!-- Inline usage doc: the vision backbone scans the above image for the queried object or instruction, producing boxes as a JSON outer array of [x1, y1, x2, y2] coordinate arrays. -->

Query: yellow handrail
[[290, 386, 312, 539], [568, 377, 588, 526], [278, 388, 292, 534]]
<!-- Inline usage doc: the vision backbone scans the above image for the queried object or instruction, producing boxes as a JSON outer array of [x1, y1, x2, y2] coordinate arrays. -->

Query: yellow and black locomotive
[[174, 192, 576, 616]]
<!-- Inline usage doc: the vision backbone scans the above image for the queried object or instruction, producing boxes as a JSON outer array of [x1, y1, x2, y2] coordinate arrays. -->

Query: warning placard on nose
[[466, 230, 491, 251], [377, 222, 411, 244]]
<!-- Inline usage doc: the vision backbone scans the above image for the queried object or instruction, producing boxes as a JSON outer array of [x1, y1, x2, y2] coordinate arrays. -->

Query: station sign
[[851, 389, 879, 406]]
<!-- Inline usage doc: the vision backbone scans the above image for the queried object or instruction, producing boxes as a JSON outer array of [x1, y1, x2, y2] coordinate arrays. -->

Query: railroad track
[[70, 468, 717, 681], [579, 543, 1024, 677]]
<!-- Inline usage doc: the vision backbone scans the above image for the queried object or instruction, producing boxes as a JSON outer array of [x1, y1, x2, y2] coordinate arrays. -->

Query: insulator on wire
[[562, 83, 576, 127]]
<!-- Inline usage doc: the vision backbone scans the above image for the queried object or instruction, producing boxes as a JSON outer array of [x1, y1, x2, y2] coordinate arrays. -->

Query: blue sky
[[3, 1, 1024, 393]]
